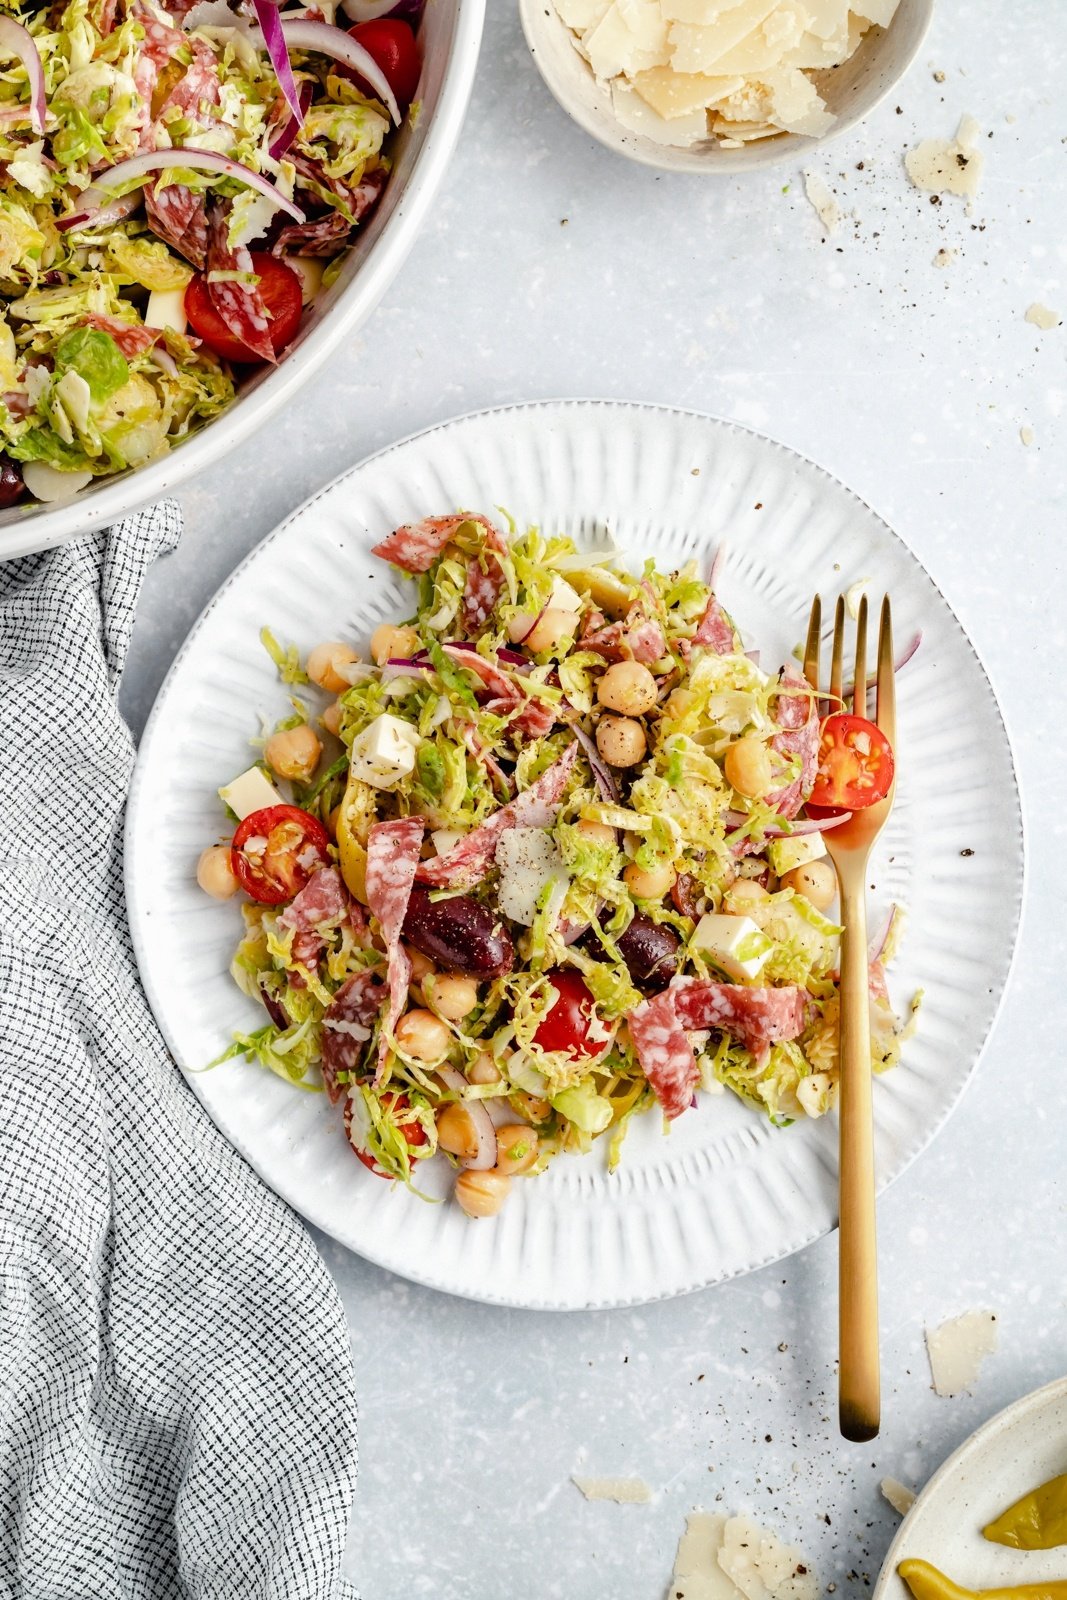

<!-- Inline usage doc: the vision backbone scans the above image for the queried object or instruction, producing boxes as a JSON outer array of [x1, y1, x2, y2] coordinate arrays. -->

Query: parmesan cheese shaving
[[925, 1310, 998, 1398], [718, 1514, 819, 1600], [1020, 425, 1035, 447], [572, 1475, 653, 1503], [550, 0, 899, 147], [670, 1514, 745, 1600], [904, 115, 984, 212], [803, 169, 840, 232], [881, 1477, 917, 1516], [1025, 302, 1061, 330]]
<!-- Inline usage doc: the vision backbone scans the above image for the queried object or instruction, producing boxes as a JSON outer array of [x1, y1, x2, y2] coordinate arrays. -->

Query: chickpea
[[467, 1051, 501, 1086], [723, 736, 774, 800], [370, 622, 420, 667], [321, 700, 344, 737], [395, 1008, 451, 1062], [306, 641, 360, 694], [780, 858, 837, 912], [197, 844, 239, 900], [576, 818, 616, 848], [431, 973, 480, 1021], [455, 1168, 511, 1219], [595, 715, 647, 769], [511, 1090, 551, 1123], [494, 1124, 539, 1176], [725, 879, 769, 911], [265, 723, 322, 782], [406, 946, 435, 984], [436, 1103, 480, 1162], [597, 660, 658, 716], [524, 607, 576, 655], [663, 687, 697, 722], [623, 860, 677, 901]]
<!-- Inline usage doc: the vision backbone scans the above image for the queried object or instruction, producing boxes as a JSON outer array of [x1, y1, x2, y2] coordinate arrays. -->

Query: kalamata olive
[[402, 889, 514, 977], [0, 456, 25, 509], [614, 911, 681, 990]]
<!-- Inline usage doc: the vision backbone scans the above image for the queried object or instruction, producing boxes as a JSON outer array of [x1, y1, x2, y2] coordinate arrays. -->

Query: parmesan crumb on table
[[905, 114, 985, 212], [881, 1477, 918, 1516], [932, 247, 957, 268], [803, 170, 841, 233], [1024, 302, 1062, 330], [925, 1309, 998, 1397], [571, 1475, 653, 1503], [1020, 425, 1035, 447]]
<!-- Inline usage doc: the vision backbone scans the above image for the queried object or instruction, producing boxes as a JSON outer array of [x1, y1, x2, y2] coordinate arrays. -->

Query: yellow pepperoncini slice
[[335, 770, 376, 905], [899, 1558, 1067, 1600], [984, 1475, 1067, 1551]]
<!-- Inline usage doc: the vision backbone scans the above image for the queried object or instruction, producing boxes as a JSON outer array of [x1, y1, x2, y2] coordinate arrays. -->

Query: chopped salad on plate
[[0, 0, 420, 505], [198, 511, 913, 1218]]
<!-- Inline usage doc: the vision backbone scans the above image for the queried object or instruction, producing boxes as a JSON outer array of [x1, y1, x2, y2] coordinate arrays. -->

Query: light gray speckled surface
[[120, 3, 1066, 1595]]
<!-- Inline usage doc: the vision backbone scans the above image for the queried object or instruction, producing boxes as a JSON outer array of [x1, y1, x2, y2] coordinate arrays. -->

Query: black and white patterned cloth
[[0, 506, 358, 1599]]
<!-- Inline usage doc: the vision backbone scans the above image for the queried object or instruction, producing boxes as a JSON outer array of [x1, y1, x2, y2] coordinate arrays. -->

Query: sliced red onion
[[558, 916, 592, 945], [745, 649, 761, 665], [507, 602, 546, 646], [56, 190, 142, 233], [868, 904, 898, 963], [496, 646, 530, 668], [436, 1066, 497, 1170], [573, 724, 618, 802], [253, 0, 304, 118], [268, 77, 313, 160], [842, 631, 922, 699], [67, 148, 304, 229], [0, 18, 46, 136], [381, 656, 434, 680], [724, 809, 852, 838], [275, 19, 400, 124], [262, 991, 289, 1029], [709, 542, 728, 593]]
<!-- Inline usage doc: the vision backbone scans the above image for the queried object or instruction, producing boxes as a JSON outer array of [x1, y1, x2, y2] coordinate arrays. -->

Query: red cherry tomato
[[184, 253, 303, 365], [533, 970, 611, 1060], [346, 19, 421, 108], [230, 805, 331, 905], [344, 1090, 427, 1180], [808, 713, 895, 811]]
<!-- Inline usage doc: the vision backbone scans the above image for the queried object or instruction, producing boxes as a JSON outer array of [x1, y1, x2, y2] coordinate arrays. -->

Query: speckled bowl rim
[[126, 398, 1026, 1310], [873, 1376, 1067, 1598]]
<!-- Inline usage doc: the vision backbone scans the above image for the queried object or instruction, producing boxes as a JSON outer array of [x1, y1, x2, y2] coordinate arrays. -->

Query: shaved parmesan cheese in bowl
[[520, 0, 933, 172]]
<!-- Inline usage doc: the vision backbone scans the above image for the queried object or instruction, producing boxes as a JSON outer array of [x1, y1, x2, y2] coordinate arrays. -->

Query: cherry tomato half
[[230, 805, 331, 905], [346, 19, 421, 108], [533, 970, 611, 1060], [184, 253, 303, 366], [344, 1090, 427, 1180], [808, 713, 895, 811]]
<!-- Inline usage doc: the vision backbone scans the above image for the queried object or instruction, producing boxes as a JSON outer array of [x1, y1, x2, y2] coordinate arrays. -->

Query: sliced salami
[[145, 181, 209, 269], [321, 969, 384, 1102], [691, 592, 737, 655], [272, 211, 350, 258], [581, 603, 666, 665], [279, 866, 352, 972], [627, 991, 699, 1121], [415, 742, 578, 890], [155, 38, 220, 124], [460, 521, 508, 631], [290, 153, 386, 226], [669, 978, 808, 1053], [365, 817, 425, 1081], [768, 664, 819, 818], [441, 643, 516, 700], [204, 203, 275, 365], [371, 512, 499, 574], [82, 313, 158, 358]]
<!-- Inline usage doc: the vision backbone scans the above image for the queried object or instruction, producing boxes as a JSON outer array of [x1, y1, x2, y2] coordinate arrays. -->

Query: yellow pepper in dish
[[899, 1559, 1067, 1600], [335, 771, 376, 905], [984, 1476, 1067, 1551]]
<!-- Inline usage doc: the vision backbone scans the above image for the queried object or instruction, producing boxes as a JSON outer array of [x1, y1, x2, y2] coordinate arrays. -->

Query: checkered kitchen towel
[[0, 506, 358, 1599]]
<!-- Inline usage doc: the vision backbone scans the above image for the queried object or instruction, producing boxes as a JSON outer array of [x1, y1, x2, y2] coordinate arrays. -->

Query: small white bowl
[[519, 0, 934, 174]]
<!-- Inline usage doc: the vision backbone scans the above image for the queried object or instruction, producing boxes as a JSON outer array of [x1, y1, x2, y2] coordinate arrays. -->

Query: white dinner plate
[[874, 1377, 1067, 1598], [126, 400, 1024, 1309]]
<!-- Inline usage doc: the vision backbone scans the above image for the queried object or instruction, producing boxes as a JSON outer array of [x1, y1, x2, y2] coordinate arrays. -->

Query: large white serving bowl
[[0, 0, 485, 563], [519, 0, 933, 175]]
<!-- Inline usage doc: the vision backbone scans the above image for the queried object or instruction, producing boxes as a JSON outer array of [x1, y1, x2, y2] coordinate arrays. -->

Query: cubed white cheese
[[691, 912, 773, 980], [431, 828, 466, 856], [349, 713, 420, 790], [218, 766, 284, 820], [767, 831, 827, 876], [287, 255, 324, 306], [145, 287, 188, 334], [548, 575, 583, 612], [496, 828, 565, 926]]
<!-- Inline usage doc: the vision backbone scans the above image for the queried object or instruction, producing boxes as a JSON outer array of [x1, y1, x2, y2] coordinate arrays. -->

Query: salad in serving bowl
[[0, 0, 471, 521], [197, 511, 912, 1218]]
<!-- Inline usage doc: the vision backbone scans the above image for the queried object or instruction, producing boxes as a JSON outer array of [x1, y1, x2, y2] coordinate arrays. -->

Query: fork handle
[[837, 878, 880, 1441]]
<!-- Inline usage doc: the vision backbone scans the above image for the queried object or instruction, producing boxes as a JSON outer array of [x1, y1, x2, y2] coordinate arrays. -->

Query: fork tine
[[852, 594, 868, 717], [876, 594, 896, 747], [829, 595, 846, 707], [804, 595, 822, 693]]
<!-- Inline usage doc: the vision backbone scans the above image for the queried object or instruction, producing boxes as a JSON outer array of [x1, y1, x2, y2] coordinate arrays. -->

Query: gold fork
[[803, 592, 896, 1443]]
